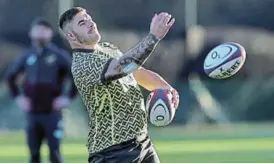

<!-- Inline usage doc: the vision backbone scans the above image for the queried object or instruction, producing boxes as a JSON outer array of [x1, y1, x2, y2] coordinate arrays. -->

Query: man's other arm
[[133, 67, 180, 109], [6, 54, 26, 97], [133, 67, 170, 91]]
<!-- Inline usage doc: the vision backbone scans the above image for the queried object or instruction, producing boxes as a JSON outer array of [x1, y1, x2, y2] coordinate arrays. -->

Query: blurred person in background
[[6, 18, 77, 163]]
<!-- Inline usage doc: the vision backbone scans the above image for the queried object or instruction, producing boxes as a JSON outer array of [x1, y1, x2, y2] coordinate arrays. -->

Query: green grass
[[0, 130, 274, 163]]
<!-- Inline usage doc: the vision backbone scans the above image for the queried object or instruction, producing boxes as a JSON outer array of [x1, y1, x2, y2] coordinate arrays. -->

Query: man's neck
[[32, 42, 49, 50], [71, 43, 98, 50], [32, 44, 48, 55]]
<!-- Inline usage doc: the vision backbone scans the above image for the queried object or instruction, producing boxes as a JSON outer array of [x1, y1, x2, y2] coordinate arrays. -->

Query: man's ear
[[66, 32, 76, 41]]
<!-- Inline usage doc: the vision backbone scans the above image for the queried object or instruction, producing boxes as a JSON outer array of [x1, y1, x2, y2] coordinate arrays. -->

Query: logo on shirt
[[26, 55, 37, 65], [54, 119, 64, 139], [45, 54, 57, 65]]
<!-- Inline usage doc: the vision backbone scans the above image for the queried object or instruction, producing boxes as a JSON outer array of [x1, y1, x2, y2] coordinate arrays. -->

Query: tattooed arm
[[104, 33, 159, 81], [102, 12, 175, 82]]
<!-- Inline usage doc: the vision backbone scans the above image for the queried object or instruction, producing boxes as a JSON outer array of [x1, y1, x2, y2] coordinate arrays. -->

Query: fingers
[[174, 96, 179, 109], [167, 18, 175, 28], [158, 12, 168, 22], [154, 12, 175, 27], [150, 12, 175, 39], [163, 14, 172, 25], [152, 13, 158, 22], [171, 89, 179, 109]]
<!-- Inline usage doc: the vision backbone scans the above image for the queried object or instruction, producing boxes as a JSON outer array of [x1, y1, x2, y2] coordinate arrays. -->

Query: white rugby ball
[[203, 42, 246, 79], [146, 89, 175, 127]]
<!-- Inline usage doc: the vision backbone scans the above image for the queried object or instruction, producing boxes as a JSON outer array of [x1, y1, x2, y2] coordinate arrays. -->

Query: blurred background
[[1, 0, 274, 162]]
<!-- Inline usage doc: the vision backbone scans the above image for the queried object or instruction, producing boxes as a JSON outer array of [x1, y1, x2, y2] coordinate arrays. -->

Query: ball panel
[[204, 50, 243, 74], [146, 89, 175, 127], [203, 42, 246, 79], [146, 92, 155, 117], [208, 56, 244, 79], [204, 43, 239, 70], [149, 100, 170, 126]]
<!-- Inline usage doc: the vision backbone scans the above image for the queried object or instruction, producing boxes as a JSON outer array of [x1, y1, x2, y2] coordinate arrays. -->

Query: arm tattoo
[[103, 33, 160, 82], [116, 33, 159, 73]]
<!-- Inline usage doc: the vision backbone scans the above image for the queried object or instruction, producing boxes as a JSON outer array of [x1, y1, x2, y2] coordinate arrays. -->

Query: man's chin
[[96, 35, 101, 43], [92, 34, 101, 44]]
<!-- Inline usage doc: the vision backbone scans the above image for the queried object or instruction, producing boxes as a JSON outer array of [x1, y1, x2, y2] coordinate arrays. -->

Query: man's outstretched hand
[[150, 12, 175, 40]]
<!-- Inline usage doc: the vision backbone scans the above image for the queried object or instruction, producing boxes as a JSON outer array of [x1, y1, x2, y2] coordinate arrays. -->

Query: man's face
[[69, 12, 101, 45], [29, 25, 53, 47]]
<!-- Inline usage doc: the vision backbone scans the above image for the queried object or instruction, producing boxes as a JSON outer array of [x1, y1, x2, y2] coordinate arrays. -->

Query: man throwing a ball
[[59, 7, 179, 163]]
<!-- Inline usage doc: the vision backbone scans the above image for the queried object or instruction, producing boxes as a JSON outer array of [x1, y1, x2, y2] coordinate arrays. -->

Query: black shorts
[[88, 136, 160, 163]]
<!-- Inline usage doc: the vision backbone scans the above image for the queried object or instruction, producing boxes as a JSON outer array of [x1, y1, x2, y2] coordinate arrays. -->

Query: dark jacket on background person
[[7, 44, 77, 113]]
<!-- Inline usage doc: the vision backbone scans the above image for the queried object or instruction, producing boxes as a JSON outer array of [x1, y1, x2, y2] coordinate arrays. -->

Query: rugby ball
[[203, 42, 246, 79], [146, 89, 175, 127]]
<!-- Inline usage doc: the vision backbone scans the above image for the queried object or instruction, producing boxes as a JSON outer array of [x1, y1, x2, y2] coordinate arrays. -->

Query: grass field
[[1, 124, 274, 163]]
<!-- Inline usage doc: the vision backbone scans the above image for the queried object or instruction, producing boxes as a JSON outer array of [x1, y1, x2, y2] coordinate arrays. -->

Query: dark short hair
[[59, 7, 86, 30], [31, 18, 52, 30]]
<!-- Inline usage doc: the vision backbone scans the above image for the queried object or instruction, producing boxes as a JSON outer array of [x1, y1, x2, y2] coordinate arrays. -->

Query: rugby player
[[59, 7, 179, 163]]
